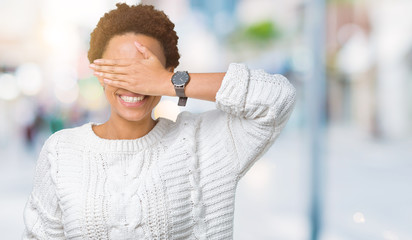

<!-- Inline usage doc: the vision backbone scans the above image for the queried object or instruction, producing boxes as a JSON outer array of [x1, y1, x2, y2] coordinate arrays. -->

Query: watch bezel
[[171, 71, 190, 87]]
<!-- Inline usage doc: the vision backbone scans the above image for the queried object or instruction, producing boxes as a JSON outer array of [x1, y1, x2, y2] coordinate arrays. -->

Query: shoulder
[[162, 110, 228, 143], [47, 122, 91, 140], [33, 124, 90, 179], [173, 110, 227, 127], [42, 123, 93, 150]]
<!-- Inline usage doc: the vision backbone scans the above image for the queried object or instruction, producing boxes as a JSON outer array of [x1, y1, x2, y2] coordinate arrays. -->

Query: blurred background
[[0, 0, 411, 239]]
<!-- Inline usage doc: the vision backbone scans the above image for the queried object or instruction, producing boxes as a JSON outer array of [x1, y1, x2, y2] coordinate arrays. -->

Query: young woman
[[23, 3, 296, 239]]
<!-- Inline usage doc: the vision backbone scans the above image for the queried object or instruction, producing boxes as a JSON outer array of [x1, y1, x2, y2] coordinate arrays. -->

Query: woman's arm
[[212, 63, 296, 177], [175, 72, 225, 102], [90, 42, 225, 102]]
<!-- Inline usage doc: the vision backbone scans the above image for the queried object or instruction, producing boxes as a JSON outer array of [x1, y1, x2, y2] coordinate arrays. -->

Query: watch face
[[172, 71, 189, 86]]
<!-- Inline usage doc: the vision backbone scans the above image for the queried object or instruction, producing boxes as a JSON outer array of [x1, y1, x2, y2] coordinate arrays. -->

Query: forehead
[[103, 33, 166, 64]]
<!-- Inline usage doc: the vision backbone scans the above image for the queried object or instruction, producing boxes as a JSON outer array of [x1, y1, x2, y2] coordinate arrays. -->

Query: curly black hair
[[88, 3, 180, 68]]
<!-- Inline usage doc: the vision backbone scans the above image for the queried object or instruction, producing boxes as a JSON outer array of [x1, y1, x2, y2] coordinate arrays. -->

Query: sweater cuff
[[215, 63, 249, 115]]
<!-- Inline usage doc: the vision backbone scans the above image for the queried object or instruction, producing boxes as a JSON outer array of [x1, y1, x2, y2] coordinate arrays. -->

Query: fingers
[[134, 41, 153, 59], [93, 58, 132, 66], [103, 78, 129, 89], [93, 71, 128, 82], [89, 63, 129, 74]]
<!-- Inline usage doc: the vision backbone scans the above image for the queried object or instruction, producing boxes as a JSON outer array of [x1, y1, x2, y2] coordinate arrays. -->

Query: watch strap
[[175, 87, 187, 106], [175, 86, 186, 98], [178, 97, 188, 106]]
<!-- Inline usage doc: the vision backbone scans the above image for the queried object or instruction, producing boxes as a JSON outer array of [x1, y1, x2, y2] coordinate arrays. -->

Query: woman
[[23, 3, 296, 239]]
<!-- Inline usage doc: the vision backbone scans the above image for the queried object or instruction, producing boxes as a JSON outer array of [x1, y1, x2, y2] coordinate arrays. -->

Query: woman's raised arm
[[89, 41, 226, 102]]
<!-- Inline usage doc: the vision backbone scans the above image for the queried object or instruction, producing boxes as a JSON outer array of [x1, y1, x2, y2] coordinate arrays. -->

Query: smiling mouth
[[119, 95, 145, 103]]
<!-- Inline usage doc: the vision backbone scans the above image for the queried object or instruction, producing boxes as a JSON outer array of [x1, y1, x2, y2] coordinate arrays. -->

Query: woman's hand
[[89, 41, 174, 96]]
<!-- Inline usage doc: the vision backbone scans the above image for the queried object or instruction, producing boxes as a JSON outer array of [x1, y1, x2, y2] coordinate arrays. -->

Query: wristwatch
[[171, 71, 190, 106]]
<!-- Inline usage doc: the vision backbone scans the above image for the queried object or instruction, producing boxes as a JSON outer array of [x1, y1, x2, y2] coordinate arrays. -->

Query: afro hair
[[88, 3, 180, 68]]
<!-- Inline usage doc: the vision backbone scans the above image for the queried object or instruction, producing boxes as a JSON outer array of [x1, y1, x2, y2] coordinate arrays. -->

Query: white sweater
[[23, 63, 296, 240]]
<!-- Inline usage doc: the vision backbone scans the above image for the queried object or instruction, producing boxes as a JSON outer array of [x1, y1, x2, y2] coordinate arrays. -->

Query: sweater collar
[[84, 118, 171, 152]]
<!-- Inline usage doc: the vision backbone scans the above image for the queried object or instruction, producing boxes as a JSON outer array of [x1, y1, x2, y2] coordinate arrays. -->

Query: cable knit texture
[[22, 63, 296, 239]]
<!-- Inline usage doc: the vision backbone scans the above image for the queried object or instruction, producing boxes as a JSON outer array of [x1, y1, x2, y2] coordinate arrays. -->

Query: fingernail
[[89, 64, 95, 68], [94, 59, 102, 63], [94, 72, 103, 76], [134, 41, 142, 47], [103, 78, 110, 82]]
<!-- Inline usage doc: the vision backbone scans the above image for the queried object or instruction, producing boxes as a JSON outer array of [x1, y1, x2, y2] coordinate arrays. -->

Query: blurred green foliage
[[228, 20, 282, 49], [244, 21, 281, 42]]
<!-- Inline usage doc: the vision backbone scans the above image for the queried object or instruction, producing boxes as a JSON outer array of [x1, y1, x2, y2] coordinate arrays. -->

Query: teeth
[[120, 95, 145, 103]]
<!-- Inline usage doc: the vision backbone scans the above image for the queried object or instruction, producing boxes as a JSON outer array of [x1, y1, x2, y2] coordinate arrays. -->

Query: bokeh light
[[353, 212, 366, 224], [154, 100, 180, 122], [383, 230, 399, 240], [0, 73, 20, 101], [78, 77, 106, 110], [54, 84, 79, 104], [15, 63, 43, 96], [243, 159, 275, 192]]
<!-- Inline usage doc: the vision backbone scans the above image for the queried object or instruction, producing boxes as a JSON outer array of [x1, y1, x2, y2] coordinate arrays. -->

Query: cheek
[[104, 87, 120, 107], [104, 86, 117, 99]]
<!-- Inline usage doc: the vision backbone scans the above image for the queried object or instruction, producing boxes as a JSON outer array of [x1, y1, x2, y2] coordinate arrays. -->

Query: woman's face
[[101, 33, 167, 123]]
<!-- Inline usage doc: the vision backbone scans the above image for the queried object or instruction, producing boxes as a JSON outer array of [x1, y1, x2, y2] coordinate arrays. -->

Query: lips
[[116, 91, 147, 107], [119, 95, 145, 103]]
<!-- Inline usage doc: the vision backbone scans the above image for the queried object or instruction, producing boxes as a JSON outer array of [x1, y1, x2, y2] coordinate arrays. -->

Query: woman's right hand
[[89, 41, 174, 96]]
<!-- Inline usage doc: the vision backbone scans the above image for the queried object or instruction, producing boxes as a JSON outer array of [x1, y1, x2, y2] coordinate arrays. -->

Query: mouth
[[116, 92, 147, 107], [119, 95, 145, 103]]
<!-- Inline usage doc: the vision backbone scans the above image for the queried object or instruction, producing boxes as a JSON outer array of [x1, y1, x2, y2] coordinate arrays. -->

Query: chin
[[109, 94, 160, 123], [117, 110, 153, 123]]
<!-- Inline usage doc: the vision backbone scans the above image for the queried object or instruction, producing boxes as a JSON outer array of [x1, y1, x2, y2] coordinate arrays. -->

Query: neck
[[99, 115, 157, 140]]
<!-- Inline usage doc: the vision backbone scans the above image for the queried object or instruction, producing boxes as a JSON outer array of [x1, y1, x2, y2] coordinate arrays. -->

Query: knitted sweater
[[23, 63, 296, 240]]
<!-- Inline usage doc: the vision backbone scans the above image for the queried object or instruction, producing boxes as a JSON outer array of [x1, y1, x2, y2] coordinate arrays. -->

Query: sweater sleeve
[[215, 63, 296, 178], [22, 134, 65, 239]]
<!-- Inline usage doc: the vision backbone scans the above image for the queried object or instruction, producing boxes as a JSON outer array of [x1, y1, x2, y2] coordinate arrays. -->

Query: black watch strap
[[175, 87, 187, 106], [178, 97, 188, 106]]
